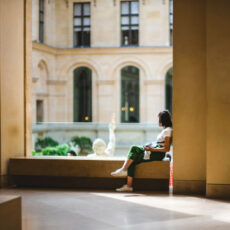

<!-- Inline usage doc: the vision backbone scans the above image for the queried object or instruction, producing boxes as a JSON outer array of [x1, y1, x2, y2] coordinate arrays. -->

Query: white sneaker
[[116, 184, 133, 192], [111, 168, 127, 177]]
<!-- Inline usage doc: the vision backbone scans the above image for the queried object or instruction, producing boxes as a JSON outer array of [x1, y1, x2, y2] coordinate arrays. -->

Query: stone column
[[0, 0, 32, 187], [173, 0, 207, 194], [206, 0, 230, 198]]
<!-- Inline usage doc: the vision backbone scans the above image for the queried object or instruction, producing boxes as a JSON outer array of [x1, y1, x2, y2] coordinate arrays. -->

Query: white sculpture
[[88, 114, 116, 157]]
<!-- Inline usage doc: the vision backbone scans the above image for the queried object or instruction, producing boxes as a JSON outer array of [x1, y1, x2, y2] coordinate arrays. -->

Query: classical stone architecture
[[32, 0, 173, 124], [2, 2, 230, 230]]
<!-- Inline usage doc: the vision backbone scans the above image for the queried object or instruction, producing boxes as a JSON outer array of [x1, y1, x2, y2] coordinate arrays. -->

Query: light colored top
[[156, 127, 173, 147], [144, 127, 173, 160]]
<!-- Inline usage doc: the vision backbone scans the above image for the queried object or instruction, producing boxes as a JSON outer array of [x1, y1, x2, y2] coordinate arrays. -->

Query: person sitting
[[67, 150, 77, 156], [111, 110, 173, 192]]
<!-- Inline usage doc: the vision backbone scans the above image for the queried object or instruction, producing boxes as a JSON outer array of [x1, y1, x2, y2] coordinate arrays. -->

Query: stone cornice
[[32, 42, 173, 56], [46, 79, 67, 85], [97, 79, 115, 85]]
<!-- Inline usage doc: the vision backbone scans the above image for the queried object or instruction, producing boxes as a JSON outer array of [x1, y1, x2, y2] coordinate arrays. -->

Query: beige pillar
[[0, 0, 32, 187], [206, 0, 230, 198], [173, 0, 207, 194]]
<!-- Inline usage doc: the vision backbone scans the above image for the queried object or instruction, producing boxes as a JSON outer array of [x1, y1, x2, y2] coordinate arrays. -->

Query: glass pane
[[74, 4, 81, 16], [83, 31, 90, 46], [121, 26, 129, 31], [170, 14, 173, 24], [74, 18, 81, 26], [74, 31, 82, 47], [121, 16, 129, 25], [131, 30, 138, 45], [131, 1, 139, 14], [131, 16, 139, 25], [83, 17, 90, 26], [40, 12, 44, 22], [131, 26, 138, 30], [121, 66, 139, 123], [165, 68, 173, 115], [121, 2, 129, 14], [39, 0, 44, 11], [74, 67, 92, 122], [83, 3, 90, 16], [74, 27, 81, 32], [39, 23, 44, 43], [36, 100, 44, 123], [169, 0, 173, 12], [83, 27, 90, 31], [121, 30, 129, 46]]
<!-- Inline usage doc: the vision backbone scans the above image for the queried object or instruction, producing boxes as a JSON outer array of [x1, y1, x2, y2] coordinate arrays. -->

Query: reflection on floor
[[1, 188, 230, 230]]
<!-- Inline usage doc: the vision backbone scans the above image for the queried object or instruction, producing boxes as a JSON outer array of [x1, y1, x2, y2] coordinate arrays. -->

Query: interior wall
[[0, 0, 27, 185], [173, 0, 207, 194], [206, 0, 230, 198]]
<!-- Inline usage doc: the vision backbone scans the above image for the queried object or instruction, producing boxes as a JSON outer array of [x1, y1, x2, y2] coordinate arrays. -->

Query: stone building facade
[[32, 0, 173, 124]]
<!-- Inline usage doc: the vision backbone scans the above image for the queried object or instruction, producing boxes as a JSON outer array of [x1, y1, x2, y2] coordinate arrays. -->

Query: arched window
[[165, 67, 173, 114], [121, 66, 139, 123], [73, 67, 92, 122]]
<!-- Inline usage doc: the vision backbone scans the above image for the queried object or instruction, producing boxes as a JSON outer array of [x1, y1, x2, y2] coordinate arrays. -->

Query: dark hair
[[67, 150, 77, 156], [158, 110, 172, 127]]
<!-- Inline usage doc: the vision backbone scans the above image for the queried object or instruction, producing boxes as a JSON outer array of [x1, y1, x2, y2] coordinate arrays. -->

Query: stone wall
[[32, 0, 171, 48], [32, 43, 172, 123]]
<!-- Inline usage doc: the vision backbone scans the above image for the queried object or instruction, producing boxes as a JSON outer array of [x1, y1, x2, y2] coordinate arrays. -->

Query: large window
[[169, 0, 173, 45], [36, 100, 44, 123], [73, 3, 91, 47], [121, 66, 139, 123], [73, 67, 92, 122], [121, 1, 139, 46], [39, 0, 44, 43], [165, 68, 173, 114]]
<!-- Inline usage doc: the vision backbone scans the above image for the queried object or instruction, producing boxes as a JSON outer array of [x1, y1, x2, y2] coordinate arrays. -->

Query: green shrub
[[41, 144, 71, 156], [32, 150, 43, 156], [71, 136, 93, 156], [35, 137, 59, 152]]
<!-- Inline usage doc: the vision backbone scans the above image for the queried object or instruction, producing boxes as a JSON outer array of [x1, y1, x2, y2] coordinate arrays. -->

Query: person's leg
[[122, 158, 133, 170], [127, 176, 133, 187], [111, 145, 144, 177]]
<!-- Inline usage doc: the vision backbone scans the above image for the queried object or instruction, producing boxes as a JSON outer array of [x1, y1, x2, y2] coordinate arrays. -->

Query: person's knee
[[130, 145, 137, 152]]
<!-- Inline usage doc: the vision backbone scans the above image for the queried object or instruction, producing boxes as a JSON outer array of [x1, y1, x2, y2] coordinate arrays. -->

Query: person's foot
[[111, 168, 127, 177], [116, 184, 133, 192]]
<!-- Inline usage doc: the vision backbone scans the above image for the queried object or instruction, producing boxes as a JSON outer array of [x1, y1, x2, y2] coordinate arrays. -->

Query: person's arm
[[144, 136, 171, 152]]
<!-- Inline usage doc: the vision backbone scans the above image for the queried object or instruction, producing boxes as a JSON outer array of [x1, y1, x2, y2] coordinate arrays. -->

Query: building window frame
[[120, 1, 139, 47], [120, 66, 140, 123], [73, 2, 91, 48], [169, 0, 173, 46], [39, 0, 45, 43], [73, 67, 92, 122], [165, 67, 173, 115]]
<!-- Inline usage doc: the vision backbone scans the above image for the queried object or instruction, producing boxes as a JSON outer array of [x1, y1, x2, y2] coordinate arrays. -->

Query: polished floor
[[1, 188, 230, 230]]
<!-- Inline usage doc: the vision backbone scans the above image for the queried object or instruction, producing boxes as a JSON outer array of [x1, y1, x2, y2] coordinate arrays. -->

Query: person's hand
[[144, 146, 151, 151]]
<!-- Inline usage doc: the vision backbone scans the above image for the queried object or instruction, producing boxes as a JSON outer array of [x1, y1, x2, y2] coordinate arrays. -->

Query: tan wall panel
[[206, 0, 230, 184], [173, 0, 206, 182], [0, 0, 25, 175]]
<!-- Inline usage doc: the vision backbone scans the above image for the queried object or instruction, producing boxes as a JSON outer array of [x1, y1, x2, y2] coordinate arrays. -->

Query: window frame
[[120, 66, 140, 123], [169, 0, 173, 46], [120, 1, 139, 47], [73, 67, 92, 122], [73, 2, 91, 48], [39, 0, 45, 43]]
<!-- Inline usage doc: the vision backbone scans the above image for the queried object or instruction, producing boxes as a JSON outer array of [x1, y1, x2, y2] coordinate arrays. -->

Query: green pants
[[127, 145, 165, 177]]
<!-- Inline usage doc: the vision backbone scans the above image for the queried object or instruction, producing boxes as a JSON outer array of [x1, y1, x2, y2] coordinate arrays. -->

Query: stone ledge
[[9, 157, 170, 179], [0, 196, 22, 230], [173, 180, 206, 195], [206, 184, 230, 199]]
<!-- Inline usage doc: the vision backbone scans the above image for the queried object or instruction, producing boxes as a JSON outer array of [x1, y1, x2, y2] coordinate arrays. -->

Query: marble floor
[[1, 188, 230, 230]]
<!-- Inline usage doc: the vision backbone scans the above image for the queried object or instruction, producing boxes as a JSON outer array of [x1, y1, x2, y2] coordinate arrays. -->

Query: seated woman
[[111, 110, 172, 192]]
